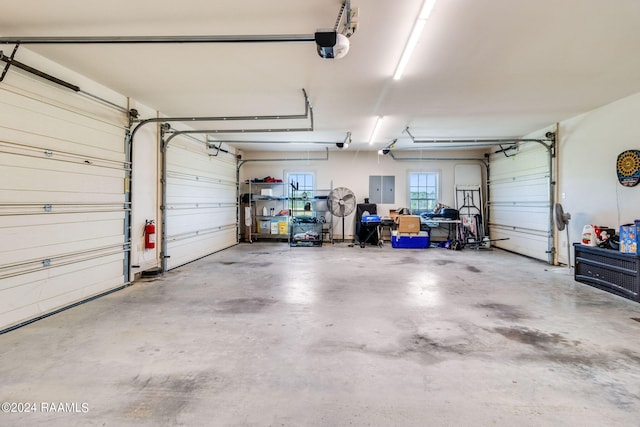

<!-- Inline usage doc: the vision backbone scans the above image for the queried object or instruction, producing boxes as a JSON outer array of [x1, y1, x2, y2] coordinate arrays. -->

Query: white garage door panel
[[490, 146, 548, 177], [0, 210, 123, 230], [166, 228, 237, 268], [489, 142, 551, 262], [489, 205, 549, 231], [0, 143, 125, 173], [166, 179, 237, 203], [165, 141, 237, 270], [1, 216, 124, 267], [0, 254, 124, 329], [0, 72, 128, 331], [0, 188, 123, 206], [169, 145, 236, 173], [168, 209, 237, 234], [1, 79, 127, 151], [1, 251, 123, 292], [490, 177, 550, 204], [0, 103, 125, 160], [1, 165, 123, 200], [490, 227, 549, 260], [38, 255, 124, 301], [0, 125, 124, 162], [2, 71, 127, 122]]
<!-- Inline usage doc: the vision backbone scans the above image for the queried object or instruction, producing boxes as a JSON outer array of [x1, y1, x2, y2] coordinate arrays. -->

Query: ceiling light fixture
[[368, 116, 384, 145], [393, 0, 437, 80]]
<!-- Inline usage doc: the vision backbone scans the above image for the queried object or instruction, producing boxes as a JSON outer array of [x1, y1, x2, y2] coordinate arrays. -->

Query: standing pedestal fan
[[327, 187, 356, 242], [555, 203, 572, 270]]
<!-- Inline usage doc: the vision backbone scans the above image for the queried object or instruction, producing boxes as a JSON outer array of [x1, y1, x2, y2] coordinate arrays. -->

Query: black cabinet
[[574, 243, 640, 302], [355, 203, 377, 245]]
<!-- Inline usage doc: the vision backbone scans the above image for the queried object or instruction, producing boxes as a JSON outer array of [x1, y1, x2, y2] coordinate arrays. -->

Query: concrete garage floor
[[2, 243, 640, 426]]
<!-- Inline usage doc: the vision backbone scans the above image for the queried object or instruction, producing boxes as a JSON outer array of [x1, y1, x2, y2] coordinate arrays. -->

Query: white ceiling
[[1, 0, 640, 152]]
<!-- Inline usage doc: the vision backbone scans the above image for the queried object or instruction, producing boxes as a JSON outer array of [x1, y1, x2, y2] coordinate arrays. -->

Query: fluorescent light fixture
[[419, 0, 437, 19], [368, 116, 384, 144], [393, 0, 437, 80]]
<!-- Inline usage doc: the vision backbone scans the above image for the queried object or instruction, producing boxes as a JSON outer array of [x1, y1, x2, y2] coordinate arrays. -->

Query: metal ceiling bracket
[[207, 141, 224, 157], [206, 139, 335, 145], [0, 34, 316, 45], [495, 144, 518, 158], [335, 0, 357, 37], [161, 129, 234, 157], [388, 150, 487, 165], [207, 132, 351, 146], [237, 147, 329, 169], [403, 126, 556, 156], [0, 44, 20, 82], [0, 47, 129, 113], [133, 88, 311, 123], [334, 1, 352, 34], [130, 88, 314, 143], [0, 47, 79, 91]]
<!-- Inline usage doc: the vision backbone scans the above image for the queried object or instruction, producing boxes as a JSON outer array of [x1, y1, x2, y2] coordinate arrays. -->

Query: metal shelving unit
[[289, 185, 333, 246], [242, 180, 289, 243]]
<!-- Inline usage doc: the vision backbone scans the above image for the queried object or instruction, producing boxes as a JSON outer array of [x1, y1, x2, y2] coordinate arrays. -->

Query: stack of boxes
[[391, 215, 430, 249]]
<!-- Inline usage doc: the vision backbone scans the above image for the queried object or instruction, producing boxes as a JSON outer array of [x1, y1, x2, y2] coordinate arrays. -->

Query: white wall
[[239, 149, 486, 239], [553, 92, 640, 265], [130, 104, 161, 275]]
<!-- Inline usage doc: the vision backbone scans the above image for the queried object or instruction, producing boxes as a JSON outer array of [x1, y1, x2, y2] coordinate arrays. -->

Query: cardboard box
[[270, 221, 279, 234], [620, 223, 639, 254], [396, 215, 421, 234]]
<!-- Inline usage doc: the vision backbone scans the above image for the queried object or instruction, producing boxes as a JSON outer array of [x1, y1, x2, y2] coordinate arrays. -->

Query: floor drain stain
[[631, 318, 640, 323]]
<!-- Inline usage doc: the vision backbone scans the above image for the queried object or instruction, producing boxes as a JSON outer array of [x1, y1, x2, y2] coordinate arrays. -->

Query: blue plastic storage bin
[[362, 215, 381, 223], [391, 235, 430, 249]]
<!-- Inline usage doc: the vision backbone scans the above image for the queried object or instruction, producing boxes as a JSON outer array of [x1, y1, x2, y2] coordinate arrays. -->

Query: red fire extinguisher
[[144, 220, 156, 249]]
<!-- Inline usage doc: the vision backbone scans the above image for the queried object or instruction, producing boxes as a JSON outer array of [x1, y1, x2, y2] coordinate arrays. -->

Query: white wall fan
[[555, 203, 572, 269]]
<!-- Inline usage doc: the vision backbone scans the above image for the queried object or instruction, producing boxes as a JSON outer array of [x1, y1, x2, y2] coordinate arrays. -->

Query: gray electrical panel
[[369, 175, 395, 204]]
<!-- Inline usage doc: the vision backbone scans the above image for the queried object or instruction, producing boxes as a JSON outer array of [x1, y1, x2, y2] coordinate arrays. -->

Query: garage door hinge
[[44, 150, 53, 157], [43, 204, 52, 212], [42, 259, 51, 267]]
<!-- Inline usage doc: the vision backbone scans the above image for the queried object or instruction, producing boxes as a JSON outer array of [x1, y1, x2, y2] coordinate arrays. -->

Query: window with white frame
[[288, 173, 314, 193], [287, 172, 314, 216], [408, 172, 439, 214]]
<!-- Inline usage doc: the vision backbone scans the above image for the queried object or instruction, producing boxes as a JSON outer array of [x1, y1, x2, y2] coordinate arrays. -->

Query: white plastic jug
[[581, 225, 597, 246]]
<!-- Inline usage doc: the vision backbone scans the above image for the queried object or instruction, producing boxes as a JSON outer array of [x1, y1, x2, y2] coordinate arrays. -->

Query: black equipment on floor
[[358, 215, 382, 248], [355, 203, 377, 245]]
